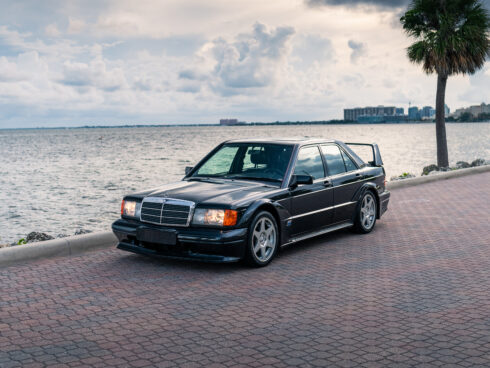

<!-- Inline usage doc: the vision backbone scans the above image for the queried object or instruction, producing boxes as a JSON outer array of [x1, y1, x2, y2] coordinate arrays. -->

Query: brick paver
[[1, 172, 490, 367]]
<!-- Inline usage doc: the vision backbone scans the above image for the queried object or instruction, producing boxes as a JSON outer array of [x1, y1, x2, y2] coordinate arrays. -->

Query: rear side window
[[321, 145, 346, 176], [294, 146, 325, 180], [341, 150, 358, 172]]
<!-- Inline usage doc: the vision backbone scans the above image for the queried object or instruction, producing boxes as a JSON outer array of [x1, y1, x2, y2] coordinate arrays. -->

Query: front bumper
[[112, 219, 247, 263]]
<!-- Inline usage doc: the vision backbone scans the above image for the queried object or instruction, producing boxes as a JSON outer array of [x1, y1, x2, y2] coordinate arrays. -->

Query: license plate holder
[[137, 227, 177, 245]]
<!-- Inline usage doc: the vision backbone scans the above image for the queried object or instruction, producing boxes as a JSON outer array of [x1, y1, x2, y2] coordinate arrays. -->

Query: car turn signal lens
[[121, 200, 125, 215], [223, 210, 238, 226]]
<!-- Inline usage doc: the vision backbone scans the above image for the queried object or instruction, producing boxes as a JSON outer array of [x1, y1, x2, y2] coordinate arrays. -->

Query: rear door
[[320, 144, 364, 223], [289, 145, 334, 236]]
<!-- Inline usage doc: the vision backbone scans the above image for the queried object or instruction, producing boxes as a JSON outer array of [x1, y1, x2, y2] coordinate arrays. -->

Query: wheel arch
[[239, 200, 284, 244], [354, 183, 381, 219]]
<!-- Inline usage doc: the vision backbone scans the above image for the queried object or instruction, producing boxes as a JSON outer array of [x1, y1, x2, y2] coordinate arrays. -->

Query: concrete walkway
[[1, 172, 489, 367]]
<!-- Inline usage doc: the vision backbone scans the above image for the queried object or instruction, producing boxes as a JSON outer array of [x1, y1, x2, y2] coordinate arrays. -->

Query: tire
[[353, 191, 377, 234], [244, 211, 279, 267]]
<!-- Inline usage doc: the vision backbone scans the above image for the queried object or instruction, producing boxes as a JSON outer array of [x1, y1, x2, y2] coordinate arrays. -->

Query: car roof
[[224, 137, 340, 145]]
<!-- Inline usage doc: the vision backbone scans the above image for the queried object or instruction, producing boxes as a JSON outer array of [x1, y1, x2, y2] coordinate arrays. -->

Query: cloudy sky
[[0, 0, 489, 128]]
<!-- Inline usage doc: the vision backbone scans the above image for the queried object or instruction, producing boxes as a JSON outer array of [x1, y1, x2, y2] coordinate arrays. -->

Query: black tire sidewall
[[245, 211, 279, 267]]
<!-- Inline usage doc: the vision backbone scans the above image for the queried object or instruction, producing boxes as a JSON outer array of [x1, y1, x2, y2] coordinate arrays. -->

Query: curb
[[0, 231, 117, 267], [387, 164, 490, 190]]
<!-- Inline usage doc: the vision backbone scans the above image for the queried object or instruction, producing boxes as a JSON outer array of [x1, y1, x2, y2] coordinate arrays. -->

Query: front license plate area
[[137, 227, 177, 245]]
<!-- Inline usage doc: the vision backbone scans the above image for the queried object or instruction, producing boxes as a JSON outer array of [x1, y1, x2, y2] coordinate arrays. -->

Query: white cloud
[[45, 24, 61, 37], [0, 57, 27, 82], [60, 58, 128, 92], [201, 23, 295, 95], [67, 17, 86, 34], [0, 51, 49, 85]]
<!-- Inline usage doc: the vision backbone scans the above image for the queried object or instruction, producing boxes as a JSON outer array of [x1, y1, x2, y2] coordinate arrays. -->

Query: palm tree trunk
[[435, 73, 449, 167]]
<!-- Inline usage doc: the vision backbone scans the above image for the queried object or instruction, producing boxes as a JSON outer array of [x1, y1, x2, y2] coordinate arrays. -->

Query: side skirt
[[281, 221, 354, 247]]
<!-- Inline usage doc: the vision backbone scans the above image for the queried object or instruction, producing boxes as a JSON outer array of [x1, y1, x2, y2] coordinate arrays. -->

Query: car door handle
[[355, 173, 362, 178], [323, 179, 332, 187]]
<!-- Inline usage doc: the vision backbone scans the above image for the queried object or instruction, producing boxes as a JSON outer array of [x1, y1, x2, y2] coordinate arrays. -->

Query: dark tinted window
[[341, 150, 358, 172], [294, 146, 325, 180], [321, 145, 346, 176]]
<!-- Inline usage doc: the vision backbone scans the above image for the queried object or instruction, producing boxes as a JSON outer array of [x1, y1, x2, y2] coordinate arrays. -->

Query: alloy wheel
[[360, 193, 376, 230], [252, 217, 277, 262]]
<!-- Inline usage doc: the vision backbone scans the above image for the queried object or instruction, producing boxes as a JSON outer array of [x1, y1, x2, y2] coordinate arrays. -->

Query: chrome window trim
[[140, 197, 196, 227]]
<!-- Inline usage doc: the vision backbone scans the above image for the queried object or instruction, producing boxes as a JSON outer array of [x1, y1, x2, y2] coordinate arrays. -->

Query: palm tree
[[401, 0, 490, 167]]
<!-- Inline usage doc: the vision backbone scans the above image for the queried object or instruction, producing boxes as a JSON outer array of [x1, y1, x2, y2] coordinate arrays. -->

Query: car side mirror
[[289, 174, 313, 188], [185, 166, 193, 175]]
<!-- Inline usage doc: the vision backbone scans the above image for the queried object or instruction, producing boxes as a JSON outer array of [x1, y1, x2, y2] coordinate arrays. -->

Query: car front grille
[[140, 197, 195, 227]]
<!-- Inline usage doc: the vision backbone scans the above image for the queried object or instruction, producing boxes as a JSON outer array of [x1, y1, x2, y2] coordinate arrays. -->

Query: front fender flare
[[237, 199, 288, 228]]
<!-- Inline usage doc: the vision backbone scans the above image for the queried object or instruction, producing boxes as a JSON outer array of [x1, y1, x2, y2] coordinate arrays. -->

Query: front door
[[289, 145, 334, 236]]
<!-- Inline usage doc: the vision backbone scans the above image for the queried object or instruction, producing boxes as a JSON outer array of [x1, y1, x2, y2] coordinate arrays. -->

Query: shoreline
[[1, 120, 489, 131]]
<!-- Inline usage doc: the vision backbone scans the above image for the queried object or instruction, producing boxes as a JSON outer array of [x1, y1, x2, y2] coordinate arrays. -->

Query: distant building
[[452, 102, 490, 118], [219, 119, 246, 126], [444, 104, 450, 116], [385, 115, 409, 123], [357, 115, 386, 123], [344, 103, 450, 123], [408, 106, 420, 120], [344, 105, 398, 122], [422, 106, 433, 119]]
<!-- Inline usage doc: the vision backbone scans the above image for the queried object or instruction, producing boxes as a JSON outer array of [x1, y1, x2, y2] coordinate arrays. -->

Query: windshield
[[191, 143, 294, 182]]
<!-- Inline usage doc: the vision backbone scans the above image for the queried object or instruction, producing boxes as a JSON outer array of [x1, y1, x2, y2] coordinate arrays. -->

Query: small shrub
[[390, 172, 416, 181], [422, 164, 439, 176], [471, 158, 486, 167], [456, 161, 470, 169]]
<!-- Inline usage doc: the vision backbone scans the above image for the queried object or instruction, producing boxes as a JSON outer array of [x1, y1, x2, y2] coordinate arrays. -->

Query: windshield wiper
[[188, 176, 222, 181], [226, 176, 282, 183]]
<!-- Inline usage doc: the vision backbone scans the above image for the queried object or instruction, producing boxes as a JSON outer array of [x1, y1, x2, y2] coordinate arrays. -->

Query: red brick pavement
[[1, 172, 490, 367]]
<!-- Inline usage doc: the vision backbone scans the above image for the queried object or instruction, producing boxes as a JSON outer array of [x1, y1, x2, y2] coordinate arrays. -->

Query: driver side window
[[293, 146, 325, 180]]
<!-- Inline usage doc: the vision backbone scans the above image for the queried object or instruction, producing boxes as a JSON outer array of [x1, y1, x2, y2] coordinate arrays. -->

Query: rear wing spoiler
[[345, 143, 384, 167]]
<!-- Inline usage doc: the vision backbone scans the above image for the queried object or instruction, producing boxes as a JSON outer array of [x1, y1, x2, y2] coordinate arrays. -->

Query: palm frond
[[400, 0, 490, 76]]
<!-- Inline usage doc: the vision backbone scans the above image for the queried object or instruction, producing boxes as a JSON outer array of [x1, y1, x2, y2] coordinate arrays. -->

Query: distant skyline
[[0, 0, 489, 128]]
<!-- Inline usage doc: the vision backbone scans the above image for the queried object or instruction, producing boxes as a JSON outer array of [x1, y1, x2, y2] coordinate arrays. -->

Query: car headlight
[[192, 208, 238, 226], [121, 200, 141, 218]]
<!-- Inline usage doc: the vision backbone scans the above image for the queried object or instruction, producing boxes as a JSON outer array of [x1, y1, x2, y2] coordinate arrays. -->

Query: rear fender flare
[[352, 182, 381, 220]]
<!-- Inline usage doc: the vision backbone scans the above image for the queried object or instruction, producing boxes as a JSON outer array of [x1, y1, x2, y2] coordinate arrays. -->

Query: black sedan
[[112, 138, 390, 267]]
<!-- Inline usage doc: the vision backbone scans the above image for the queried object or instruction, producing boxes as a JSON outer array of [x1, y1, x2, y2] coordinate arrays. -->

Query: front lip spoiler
[[117, 242, 241, 263]]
